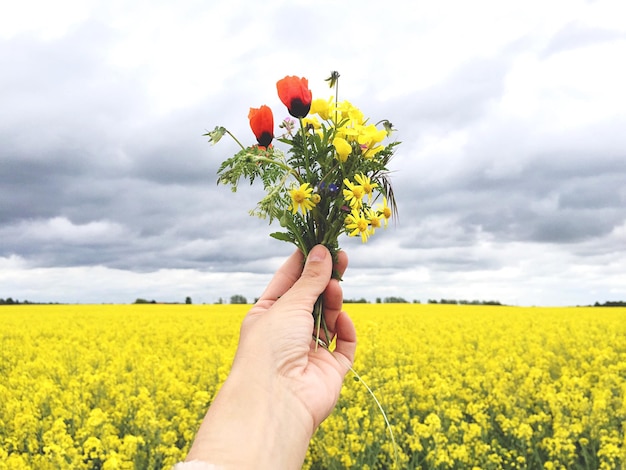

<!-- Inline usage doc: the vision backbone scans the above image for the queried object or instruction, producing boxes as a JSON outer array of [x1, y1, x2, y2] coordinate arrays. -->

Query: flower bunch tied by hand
[[206, 72, 399, 344]]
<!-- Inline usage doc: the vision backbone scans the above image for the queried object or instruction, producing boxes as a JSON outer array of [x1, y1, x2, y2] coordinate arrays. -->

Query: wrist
[[186, 367, 314, 469]]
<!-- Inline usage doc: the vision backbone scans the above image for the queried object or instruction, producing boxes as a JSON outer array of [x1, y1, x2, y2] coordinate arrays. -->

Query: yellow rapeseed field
[[1, 304, 624, 469]]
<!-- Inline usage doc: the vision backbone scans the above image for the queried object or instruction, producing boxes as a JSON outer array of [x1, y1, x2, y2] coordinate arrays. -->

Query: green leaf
[[269, 232, 296, 243], [279, 211, 291, 228]]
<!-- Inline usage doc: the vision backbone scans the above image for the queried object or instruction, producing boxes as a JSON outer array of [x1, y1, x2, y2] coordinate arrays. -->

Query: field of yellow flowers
[[1, 304, 624, 469]]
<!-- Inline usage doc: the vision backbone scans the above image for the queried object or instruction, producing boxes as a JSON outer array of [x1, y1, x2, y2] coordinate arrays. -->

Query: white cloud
[[12, 217, 128, 244], [0, 0, 95, 40], [1, 0, 626, 306], [0, 262, 272, 304]]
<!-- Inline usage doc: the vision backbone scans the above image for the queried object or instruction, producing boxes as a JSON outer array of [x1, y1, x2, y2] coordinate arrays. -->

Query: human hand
[[238, 244, 356, 427], [185, 245, 356, 469]]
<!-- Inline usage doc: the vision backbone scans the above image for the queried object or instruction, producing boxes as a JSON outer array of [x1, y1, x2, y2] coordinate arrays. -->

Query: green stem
[[298, 118, 313, 183], [254, 156, 303, 184], [225, 129, 246, 150], [286, 216, 309, 255], [334, 78, 339, 124], [319, 160, 341, 187], [312, 296, 331, 353]]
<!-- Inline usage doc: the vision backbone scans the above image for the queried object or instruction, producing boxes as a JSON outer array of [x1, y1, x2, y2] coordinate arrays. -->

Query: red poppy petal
[[248, 105, 274, 146], [276, 76, 312, 118]]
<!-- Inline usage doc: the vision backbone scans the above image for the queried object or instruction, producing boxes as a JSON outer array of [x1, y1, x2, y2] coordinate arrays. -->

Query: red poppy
[[276, 76, 312, 118], [248, 105, 274, 147]]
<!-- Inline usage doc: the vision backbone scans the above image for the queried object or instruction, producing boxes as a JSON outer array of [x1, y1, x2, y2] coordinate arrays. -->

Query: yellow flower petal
[[333, 137, 352, 162]]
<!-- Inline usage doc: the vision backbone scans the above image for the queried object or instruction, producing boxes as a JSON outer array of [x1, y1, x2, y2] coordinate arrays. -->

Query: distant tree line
[[126, 297, 626, 307], [0, 298, 61, 305], [427, 299, 504, 306], [377, 297, 415, 304], [131, 295, 251, 305], [6, 295, 624, 307], [593, 300, 626, 307], [133, 296, 194, 304], [0, 296, 498, 306], [339, 297, 420, 304]]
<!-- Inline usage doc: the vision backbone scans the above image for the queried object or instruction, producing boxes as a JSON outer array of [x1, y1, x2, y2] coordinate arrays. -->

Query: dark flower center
[[288, 98, 311, 118], [257, 131, 273, 148]]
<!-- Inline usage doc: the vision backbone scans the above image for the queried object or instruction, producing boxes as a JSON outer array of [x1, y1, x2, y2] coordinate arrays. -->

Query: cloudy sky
[[1, 0, 625, 306]]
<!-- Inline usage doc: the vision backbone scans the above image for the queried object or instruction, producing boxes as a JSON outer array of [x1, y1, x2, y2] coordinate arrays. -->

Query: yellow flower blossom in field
[[0, 304, 246, 469], [0, 304, 624, 469]]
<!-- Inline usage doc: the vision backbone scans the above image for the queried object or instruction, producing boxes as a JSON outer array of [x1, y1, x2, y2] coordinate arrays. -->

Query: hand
[[239, 244, 356, 427], [185, 245, 356, 469]]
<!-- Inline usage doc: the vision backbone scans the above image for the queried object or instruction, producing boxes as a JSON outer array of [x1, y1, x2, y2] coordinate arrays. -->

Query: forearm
[[185, 367, 314, 469]]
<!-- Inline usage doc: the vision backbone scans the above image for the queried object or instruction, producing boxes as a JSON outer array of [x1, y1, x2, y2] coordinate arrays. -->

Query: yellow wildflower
[[310, 97, 334, 120], [343, 178, 365, 209], [354, 173, 378, 202], [333, 137, 352, 162], [288, 183, 316, 215], [377, 196, 392, 226], [345, 208, 371, 243], [366, 208, 382, 234], [302, 116, 321, 130]]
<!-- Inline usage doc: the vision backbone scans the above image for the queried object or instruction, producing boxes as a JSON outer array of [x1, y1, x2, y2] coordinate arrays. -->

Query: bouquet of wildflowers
[[206, 72, 398, 344]]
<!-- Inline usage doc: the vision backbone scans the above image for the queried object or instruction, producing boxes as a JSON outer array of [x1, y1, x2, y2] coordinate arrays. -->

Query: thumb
[[277, 245, 332, 309]]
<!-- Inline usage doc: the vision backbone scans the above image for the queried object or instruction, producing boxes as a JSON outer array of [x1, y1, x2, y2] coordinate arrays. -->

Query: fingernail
[[308, 245, 327, 262]]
